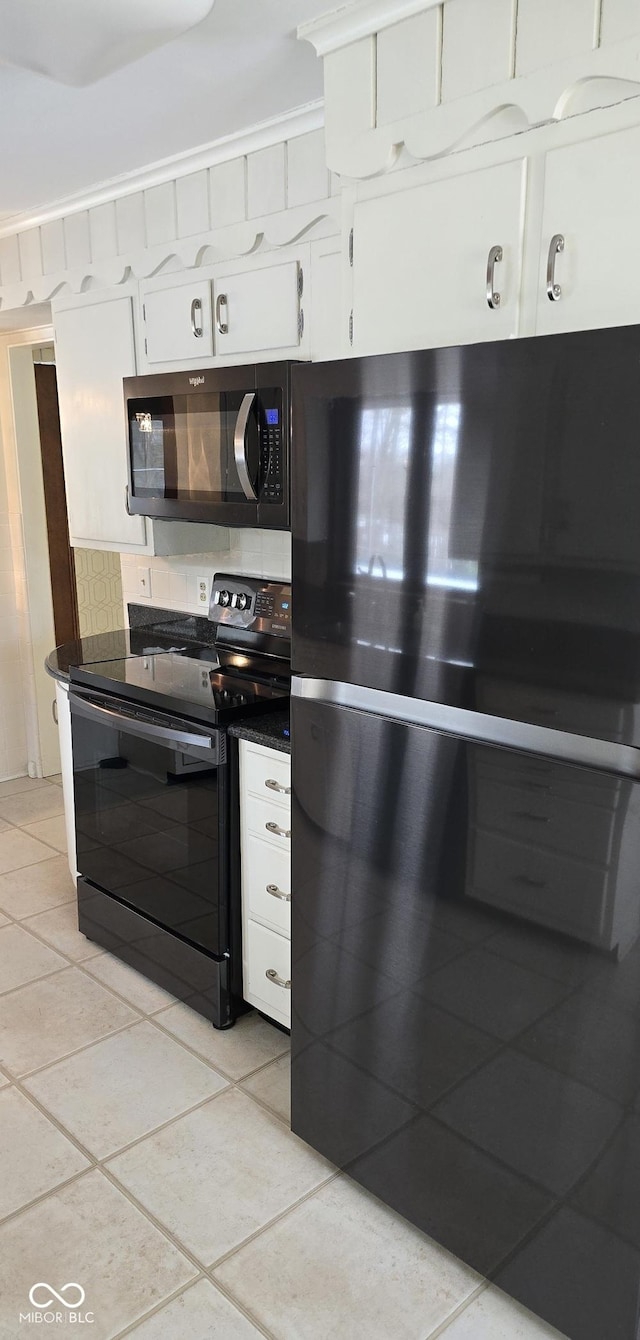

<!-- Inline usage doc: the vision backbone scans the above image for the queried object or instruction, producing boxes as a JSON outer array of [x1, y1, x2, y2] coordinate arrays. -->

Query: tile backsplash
[[120, 529, 291, 621]]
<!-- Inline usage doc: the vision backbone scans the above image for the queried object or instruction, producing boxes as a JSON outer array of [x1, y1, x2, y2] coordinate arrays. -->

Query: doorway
[[33, 354, 80, 646]]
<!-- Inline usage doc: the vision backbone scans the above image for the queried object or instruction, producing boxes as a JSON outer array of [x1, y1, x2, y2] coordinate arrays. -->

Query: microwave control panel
[[209, 574, 291, 640], [259, 396, 284, 502]]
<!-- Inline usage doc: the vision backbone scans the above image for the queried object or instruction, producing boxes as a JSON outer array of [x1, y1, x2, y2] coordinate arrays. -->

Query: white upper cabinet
[[54, 293, 147, 550], [138, 251, 307, 370], [213, 259, 303, 357], [142, 278, 213, 363], [535, 123, 640, 336], [351, 158, 526, 356]]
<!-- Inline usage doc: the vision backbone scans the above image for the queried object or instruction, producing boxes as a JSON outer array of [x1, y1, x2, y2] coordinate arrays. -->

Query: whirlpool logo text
[[20, 1282, 95, 1325]]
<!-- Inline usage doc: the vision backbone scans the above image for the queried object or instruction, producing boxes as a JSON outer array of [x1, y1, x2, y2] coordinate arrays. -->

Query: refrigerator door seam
[[292, 676, 640, 779]]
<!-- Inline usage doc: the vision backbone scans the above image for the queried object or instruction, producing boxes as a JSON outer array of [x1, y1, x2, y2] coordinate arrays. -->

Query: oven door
[[70, 687, 228, 956]]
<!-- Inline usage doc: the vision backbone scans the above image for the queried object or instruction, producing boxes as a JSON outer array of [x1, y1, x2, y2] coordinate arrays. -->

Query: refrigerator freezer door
[[291, 328, 640, 748], [291, 694, 640, 1340]]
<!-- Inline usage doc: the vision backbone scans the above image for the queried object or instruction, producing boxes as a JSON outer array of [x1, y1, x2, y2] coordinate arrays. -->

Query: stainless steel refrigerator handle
[[486, 244, 503, 309], [69, 691, 213, 751], [215, 292, 228, 335], [546, 233, 564, 301], [233, 392, 259, 502], [292, 676, 640, 780], [267, 883, 291, 902], [190, 297, 203, 337]]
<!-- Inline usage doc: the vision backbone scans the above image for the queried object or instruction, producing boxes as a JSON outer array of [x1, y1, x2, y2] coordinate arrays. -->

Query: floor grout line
[[147, 1009, 290, 1086], [204, 1166, 342, 1276], [109, 1274, 209, 1340], [422, 1279, 490, 1339]]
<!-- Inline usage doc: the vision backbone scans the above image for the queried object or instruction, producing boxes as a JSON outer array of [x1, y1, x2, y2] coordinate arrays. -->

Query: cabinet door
[[143, 278, 213, 362], [213, 260, 301, 356], [54, 297, 147, 548], [536, 124, 640, 335], [310, 238, 343, 360], [351, 159, 525, 356]]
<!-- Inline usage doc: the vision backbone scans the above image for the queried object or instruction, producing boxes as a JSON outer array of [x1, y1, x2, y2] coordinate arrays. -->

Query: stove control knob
[[236, 592, 249, 611], [219, 590, 231, 607]]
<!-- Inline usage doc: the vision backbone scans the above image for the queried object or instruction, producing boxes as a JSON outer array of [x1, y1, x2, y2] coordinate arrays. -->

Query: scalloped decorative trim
[[0, 204, 340, 310], [324, 42, 640, 179]]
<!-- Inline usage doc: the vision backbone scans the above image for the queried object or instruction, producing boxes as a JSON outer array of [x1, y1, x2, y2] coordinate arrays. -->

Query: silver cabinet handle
[[190, 297, 203, 337], [52, 697, 58, 724], [266, 968, 291, 990], [215, 292, 228, 335], [546, 234, 564, 301], [266, 820, 291, 839], [486, 244, 503, 309], [233, 392, 258, 502], [265, 778, 291, 795], [267, 883, 291, 902]]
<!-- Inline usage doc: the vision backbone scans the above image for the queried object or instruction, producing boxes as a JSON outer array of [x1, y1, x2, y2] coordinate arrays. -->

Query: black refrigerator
[[290, 328, 640, 1340]]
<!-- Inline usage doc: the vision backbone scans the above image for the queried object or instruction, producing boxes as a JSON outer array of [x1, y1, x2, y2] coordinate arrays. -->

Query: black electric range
[[69, 574, 291, 1029]]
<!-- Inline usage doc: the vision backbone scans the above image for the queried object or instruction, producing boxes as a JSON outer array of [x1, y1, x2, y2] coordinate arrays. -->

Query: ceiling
[[0, 0, 329, 226]]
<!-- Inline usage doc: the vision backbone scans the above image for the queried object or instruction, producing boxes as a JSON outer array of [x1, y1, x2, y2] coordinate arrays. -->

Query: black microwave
[[124, 362, 294, 529]]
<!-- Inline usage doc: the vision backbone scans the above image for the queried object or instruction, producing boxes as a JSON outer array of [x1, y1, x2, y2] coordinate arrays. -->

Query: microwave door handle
[[69, 691, 214, 752], [233, 392, 259, 502]]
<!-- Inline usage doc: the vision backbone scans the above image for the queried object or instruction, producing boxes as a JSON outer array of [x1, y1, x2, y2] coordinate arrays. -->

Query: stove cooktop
[[70, 650, 290, 726]]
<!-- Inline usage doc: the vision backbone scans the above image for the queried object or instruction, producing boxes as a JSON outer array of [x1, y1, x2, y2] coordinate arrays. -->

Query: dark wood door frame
[[33, 361, 80, 646]]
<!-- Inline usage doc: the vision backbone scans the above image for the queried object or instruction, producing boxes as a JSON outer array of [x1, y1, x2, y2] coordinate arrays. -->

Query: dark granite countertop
[[45, 605, 219, 682], [229, 709, 291, 754]]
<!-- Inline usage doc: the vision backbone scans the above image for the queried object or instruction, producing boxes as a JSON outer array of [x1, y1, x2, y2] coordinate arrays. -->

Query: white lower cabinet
[[239, 739, 291, 1028], [54, 678, 76, 881]]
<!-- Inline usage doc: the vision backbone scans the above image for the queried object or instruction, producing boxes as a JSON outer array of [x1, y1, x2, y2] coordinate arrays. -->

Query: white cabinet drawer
[[245, 793, 292, 848], [243, 745, 291, 810], [245, 835, 291, 937], [245, 922, 291, 1028]]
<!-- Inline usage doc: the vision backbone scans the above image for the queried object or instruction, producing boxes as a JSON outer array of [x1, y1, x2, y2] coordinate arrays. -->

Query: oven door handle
[[69, 691, 215, 752], [233, 392, 259, 502]]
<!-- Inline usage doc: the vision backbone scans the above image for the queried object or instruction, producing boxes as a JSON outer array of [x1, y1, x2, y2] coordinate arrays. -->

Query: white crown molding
[[298, 0, 442, 57], [0, 100, 324, 240]]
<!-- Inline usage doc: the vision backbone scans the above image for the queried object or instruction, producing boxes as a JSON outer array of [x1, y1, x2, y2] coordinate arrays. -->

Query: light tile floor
[[0, 774, 567, 1339]]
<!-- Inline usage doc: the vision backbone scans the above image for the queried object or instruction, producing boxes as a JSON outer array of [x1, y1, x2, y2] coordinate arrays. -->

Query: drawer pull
[[514, 873, 547, 889], [266, 968, 291, 990], [512, 811, 550, 824], [265, 778, 291, 795], [267, 882, 291, 902], [266, 821, 291, 839]]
